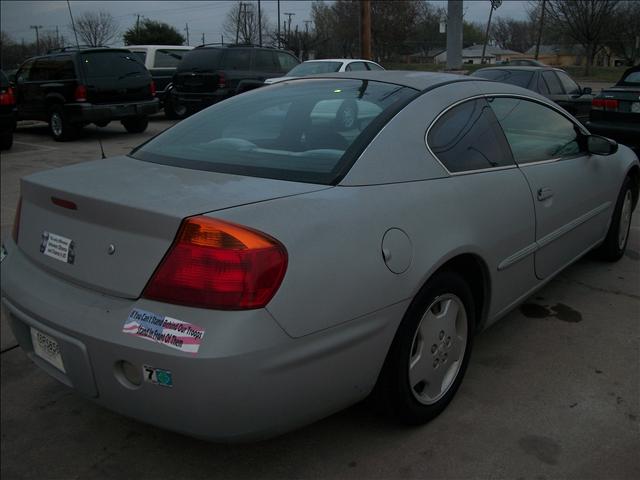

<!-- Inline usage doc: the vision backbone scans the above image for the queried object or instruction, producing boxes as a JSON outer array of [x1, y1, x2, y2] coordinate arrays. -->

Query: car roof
[[475, 65, 564, 72], [297, 70, 474, 91], [303, 58, 377, 63], [126, 45, 193, 50]]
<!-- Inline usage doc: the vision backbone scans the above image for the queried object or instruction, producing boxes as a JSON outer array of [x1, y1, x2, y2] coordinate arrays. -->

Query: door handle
[[537, 187, 554, 201]]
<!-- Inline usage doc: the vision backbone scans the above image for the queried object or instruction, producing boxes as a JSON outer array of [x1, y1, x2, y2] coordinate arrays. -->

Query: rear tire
[[49, 106, 79, 141], [121, 116, 149, 133], [375, 271, 475, 425], [0, 131, 13, 150], [595, 176, 636, 261], [163, 89, 188, 119]]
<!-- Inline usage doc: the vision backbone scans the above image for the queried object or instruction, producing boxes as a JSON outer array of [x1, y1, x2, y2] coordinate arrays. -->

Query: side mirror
[[587, 135, 618, 155], [582, 86, 592, 95]]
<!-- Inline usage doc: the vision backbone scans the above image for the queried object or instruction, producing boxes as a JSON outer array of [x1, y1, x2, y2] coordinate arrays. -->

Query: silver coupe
[[1, 71, 638, 441]]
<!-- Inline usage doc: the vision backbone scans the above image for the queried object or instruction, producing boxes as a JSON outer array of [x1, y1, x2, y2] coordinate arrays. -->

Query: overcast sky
[[1, 0, 530, 47]]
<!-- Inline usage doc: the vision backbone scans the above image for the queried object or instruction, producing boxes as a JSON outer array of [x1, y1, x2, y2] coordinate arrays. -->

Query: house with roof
[[435, 44, 526, 65], [524, 44, 585, 66]]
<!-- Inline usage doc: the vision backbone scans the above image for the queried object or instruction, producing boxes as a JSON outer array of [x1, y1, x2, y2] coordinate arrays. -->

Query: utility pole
[[481, 0, 501, 65], [304, 20, 312, 35], [242, 3, 249, 44], [201, 32, 205, 45], [185, 23, 190, 45], [258, 0, 262, 46], [136, 14, 141, 44], [277, 0, 281, 48], [360, 0, 371, 60], [55, 26, 60, 46], [534, 0, 546, 60], [221, 34, 224, 45], [66, 0, 80, 47], [446, 0, 463, 70], [236, 2, 242, 43], [30, 25, 43, 54], [284, 12, 295, 45]]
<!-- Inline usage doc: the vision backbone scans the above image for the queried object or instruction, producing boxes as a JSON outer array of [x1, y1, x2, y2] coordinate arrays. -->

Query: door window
[[17, 59, 35, 82], [555, 71, 580, 95], [253, 50, 277, 71], [366, 62, 384, 71], [541, 71, 564, 94], [275, 52, 298, 73], [346, 62, 368, 72], [154, 49, 188, 68], [488, 97, 584, 164], [223, 50, 251, 70], [427, 98, 514, 173]]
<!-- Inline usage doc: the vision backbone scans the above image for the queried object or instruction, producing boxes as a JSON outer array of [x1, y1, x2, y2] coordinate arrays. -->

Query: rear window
[[618, 69, 640, 86], [473, 69, 534, 88], [80, 51, 147, 79], [177, 48, 222, 72], [132, 79, 417, 184], [287, 62, 342, 76], [154, 49, 188, 68]]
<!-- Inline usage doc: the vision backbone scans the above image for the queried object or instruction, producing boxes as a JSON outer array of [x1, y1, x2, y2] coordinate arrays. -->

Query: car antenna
[[95, 125, 106, 159]]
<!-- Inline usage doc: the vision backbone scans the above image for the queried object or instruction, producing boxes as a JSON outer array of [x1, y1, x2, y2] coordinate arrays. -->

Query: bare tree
[[546, 0, 619, 75], [71, 11, 119, 47], [222, 2, 269, 45], [607, 1, 640, 65], [491, 17, 536, 53]]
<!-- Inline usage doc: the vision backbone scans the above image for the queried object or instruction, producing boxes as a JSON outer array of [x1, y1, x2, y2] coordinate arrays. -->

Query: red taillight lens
[[12, 197, 22, 243], [0, 86, 15, 105], [143, 216, 288, 310], [150, 81, 156, 97], [74, 85, 87, 102], [592, 98, 619, 110], [217, 72, 226, 89]]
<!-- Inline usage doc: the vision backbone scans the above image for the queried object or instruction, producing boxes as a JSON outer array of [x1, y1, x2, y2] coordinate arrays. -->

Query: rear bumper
[[0, 240, 402, 442], [64, 99, 159, 123], [174, 91, 228, 112], [586, 120, 640, 146]]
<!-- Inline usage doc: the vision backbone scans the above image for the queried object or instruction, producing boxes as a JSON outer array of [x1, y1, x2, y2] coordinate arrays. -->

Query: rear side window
[[366, 62, 384, 71], [132, 79, 417, 184], [427, 98, 514, 173], [346, 62, 368, 72], [488, 97, 583, 163], [176, 48, 222, 72], [154, 49, 188, 68], [223, 50, 251, 70], [541, 71, 563, 94], [131, 51, 147, 63], [80, 51, 147, 79]]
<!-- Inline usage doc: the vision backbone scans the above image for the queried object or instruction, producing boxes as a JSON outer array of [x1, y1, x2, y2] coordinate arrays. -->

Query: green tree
[[123, 19, 185, 46]]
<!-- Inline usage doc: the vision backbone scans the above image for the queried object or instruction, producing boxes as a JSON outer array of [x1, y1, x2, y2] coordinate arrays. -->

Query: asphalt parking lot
[[1, 116, 639, 479]]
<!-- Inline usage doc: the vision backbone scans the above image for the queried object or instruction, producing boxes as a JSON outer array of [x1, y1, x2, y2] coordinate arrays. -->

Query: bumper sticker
[[143, 365, 173, 387], [123, 308, 205, 354], [41, 231, 75, 264]]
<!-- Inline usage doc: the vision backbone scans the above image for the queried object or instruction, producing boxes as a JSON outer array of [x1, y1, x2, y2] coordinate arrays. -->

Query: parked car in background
[[263, 58, 385, 85], [586, 65, 640, 147], [471, 66, 593, 122], [127, 45, 193, 118], [168, 44, 299, 118], [2, 71, 638, 441], [0, 70, 17, 150], [13, 46, 159, 141], [497, 59, 546, 67]]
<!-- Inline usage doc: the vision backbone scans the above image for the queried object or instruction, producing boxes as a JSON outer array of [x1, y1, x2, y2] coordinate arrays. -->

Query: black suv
[[13, 47, 159, 141], [166, 44, 299, 118]]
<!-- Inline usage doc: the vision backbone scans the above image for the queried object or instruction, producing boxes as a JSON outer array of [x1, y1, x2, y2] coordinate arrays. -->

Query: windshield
[[619, 69, 640, 86], [287, 62, 343, 76], [473, 69, 534, 88], [132, 79, 417, 184], [80, 51, 147, 79]]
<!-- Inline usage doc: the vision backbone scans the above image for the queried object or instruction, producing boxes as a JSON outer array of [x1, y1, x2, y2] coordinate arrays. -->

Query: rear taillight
[[150, 81, 156, 97], [74, 85, 87, 102], [0, 86, 15, 105], [592, 98, 619, 110], [217, 72, 226, 89], [12, 197, 22, 243], [143, 216, 288, 310]]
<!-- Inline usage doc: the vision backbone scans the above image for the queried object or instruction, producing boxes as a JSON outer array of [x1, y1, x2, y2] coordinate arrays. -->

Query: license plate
[[632, 102, 640, 113], [40, 231, 75, 264], [30, 328, 66, 372]]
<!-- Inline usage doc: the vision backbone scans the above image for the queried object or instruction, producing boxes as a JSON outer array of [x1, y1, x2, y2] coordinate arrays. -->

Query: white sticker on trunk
[[123, 308, 205, 354], [40, 231, 75, 264]]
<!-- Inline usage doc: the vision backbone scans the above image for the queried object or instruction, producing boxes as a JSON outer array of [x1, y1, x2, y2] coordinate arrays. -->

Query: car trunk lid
[[17, 156, 330, 298]]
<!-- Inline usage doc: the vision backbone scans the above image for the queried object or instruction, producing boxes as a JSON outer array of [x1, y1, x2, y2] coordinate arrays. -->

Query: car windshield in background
[[80, 51, 147, 79], [132, 79, 417, 184], [176, 48, 222, 72], [619, 70, 640, 86], [287, 62, 343, 76], [474, 69, 534, 88]]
